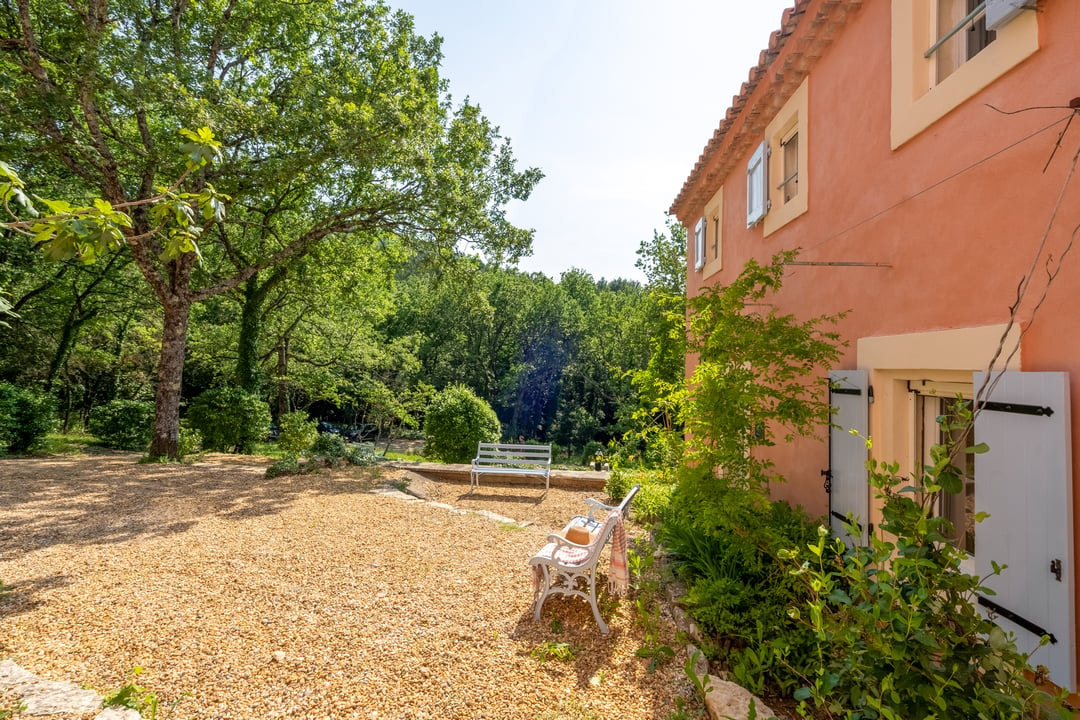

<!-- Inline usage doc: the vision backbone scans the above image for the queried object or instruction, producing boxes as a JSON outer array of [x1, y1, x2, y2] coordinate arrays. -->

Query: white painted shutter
[[974, 371, 1075, 691], [829, 370, 869, 546], [746, 141, 769, 227], [694, 217, 705, 271]]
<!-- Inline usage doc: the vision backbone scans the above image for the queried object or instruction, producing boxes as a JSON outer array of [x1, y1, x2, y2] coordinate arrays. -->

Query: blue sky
[[389, 1, 794, 282]]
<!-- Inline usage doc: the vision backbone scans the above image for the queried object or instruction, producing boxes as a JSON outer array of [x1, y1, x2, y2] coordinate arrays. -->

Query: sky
[[388, 0, 795, 283]]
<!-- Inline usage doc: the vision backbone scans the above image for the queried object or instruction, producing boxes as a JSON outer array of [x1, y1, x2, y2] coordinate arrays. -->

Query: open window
[[764, 77, 809, 236], [702, 186, 723, 276], [890, 0, 1039, 148]]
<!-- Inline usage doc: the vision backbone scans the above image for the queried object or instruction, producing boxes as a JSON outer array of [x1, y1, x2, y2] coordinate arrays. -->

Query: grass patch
[[382, 450, 425, 462], [39, 431, 97, 454]]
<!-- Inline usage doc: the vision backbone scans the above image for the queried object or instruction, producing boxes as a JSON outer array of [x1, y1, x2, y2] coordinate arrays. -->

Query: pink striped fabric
[[607, 510, 628, 595]]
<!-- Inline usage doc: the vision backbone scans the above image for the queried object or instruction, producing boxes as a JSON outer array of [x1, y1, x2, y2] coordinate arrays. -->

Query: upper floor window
[[745, 77, 809, 236], [930, 0, 996, 85], [702, 186, 723, 276], [779, 127, 799, 205], [890, 0, 1038, 148]]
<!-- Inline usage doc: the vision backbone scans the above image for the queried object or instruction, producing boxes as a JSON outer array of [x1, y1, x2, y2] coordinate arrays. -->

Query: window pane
[[782, 132, 799, 203]]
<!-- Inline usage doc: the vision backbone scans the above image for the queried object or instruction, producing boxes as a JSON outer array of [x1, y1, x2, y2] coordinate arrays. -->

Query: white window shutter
[[974, 371, 1075, 692], [694, 217, 705, 271], [746, 141, 769, 227], [829, 370, 869, 546]]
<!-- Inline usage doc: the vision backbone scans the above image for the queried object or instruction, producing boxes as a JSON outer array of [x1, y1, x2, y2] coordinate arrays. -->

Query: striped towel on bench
[[607, 510, 628, 595]]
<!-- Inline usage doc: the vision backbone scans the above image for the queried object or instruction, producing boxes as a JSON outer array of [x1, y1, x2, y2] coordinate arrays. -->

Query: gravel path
[[0, 453, 693, 719]]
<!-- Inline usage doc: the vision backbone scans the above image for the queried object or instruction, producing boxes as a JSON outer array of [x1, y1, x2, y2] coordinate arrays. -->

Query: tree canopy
[[0, 0, 541, 457]]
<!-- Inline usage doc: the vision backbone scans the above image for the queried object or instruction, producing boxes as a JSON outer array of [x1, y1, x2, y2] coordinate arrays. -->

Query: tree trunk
[[147, 297, 192, 460], [236, 275, 262, 392], [275, 334, 290, 417]]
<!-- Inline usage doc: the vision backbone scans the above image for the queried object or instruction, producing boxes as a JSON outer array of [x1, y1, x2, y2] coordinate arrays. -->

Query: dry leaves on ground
[[0, 452, 697, 720]]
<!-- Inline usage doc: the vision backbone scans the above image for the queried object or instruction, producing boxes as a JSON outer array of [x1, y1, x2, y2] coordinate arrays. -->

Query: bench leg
[[586, 573, 610, 635]]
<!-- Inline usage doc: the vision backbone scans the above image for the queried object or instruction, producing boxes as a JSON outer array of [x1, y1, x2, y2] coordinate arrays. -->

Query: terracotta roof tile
[[669, 0, 862, 218]]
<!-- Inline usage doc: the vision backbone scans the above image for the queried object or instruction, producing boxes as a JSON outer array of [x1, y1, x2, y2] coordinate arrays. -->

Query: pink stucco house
[[670, 0, 1080, 692]]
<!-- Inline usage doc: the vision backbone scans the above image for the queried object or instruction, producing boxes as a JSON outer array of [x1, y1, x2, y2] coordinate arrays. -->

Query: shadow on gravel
[[0, 573, 71, 620], [0, 453, 384, 560]]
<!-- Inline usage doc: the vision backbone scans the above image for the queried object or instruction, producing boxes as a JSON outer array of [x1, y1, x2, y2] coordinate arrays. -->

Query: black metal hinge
[[978, 596, 1057, 644], [977, 400, 1054, 417]]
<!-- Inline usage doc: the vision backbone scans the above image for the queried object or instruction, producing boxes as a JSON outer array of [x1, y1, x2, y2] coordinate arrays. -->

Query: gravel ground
[[0, 452, 696, 720]]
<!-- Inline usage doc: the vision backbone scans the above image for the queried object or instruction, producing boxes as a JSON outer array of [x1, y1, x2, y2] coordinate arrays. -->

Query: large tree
[[0, 0, 540, 458]]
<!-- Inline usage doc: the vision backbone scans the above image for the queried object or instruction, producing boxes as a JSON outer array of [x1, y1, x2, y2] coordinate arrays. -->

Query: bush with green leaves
[[422, 384, 500, 463], [178, 423, 202, 458], [185, 386, 271, 454], [661, 490, 820, 695], [308, 434, 378, 468], [0, 382, 57, 455], [265, 455, 301, 479], [276, 411, 318, 457], [782, 429, 1073, 719], [88, 399, 154, 450]]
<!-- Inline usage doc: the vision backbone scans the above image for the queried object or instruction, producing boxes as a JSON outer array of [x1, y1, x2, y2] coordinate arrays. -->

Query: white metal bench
[[470, 442, 552, 491], [528, 484, 640, 634]]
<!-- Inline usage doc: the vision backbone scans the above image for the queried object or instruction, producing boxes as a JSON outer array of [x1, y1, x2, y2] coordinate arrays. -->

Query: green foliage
[[604, 467, 634, 504], [635, 641, 676, 674], [308, 434, 377, 468], [531, 641, 580, 663], [605, 467, 674, 523], [0, 702, 25, 720], [102, 667, 160, 720], [309, 433, 351, 467], [265, 455, 301, 479], [186, 386, 271, 454], [0, 382, 57, 454], [782, 427, 1073, 719], [661, 496, 820, 695], [178, 424, 203, 459], [88, 400, 154, 451], [277, 411, 318, 457], [681, 251, 843, 494], [684, 650, 714, 700], [423, 384, 501, 463], [624, 221, 688, 469]]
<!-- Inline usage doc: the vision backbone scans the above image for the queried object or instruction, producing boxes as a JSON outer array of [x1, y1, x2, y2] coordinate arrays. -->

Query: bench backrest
[[474, 442, 551, 466], [616, 484, 641, 517]]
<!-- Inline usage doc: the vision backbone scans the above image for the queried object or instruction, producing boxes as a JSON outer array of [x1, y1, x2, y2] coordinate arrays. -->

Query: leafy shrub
[[186, 386, 271, 454], [605, 467, 674, 522], [660, 492, 819, 694], [0, 382, 57, 454], [782, 432, 1073, 719], [604, 466, 633, 503], [88, 399, 154, 450], [277, 411, 317, 457], [309, 432, 350, 467], [178, 423, 203, 458], [265, 455, 301, 479], [422, 384, 500, 463], [346, 442, 378, 466], [633, 480, 673, 523]]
